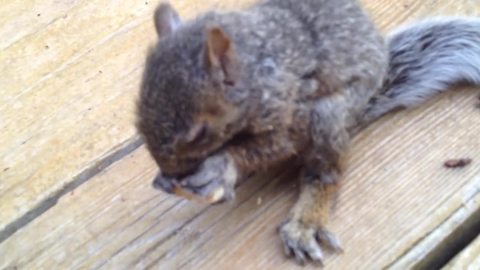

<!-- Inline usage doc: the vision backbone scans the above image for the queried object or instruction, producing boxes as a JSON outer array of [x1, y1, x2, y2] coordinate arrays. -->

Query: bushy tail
[[361, 17, 480, 127]]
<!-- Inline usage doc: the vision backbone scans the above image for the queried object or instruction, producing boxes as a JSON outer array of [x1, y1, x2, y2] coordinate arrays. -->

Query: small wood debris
[[444, 158, 472, 169], [256, 197, 263, 205]]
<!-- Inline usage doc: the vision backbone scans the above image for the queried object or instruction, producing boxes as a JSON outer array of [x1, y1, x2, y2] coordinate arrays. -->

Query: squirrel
[[136, 0, 480, 265]]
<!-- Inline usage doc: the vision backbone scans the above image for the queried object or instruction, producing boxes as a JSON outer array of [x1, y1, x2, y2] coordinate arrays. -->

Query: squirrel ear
[[204, 26, 238, 85], [154, 3, 181, 38]]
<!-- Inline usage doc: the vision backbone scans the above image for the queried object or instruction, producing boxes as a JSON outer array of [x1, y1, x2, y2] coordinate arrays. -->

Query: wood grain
[[0, 0, 479, 269]]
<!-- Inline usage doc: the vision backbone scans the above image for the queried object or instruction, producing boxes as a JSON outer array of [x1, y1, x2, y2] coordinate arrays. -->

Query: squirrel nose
[[152, 173, 174, 194]]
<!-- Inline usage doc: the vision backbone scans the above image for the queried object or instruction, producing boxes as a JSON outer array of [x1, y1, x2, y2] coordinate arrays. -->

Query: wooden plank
[[444, 235, 480, 270], [0, 0, 80, 50], [389, 174, 480, 269], [1, 89, 478, 269], [1, 0, 479, 269], [0, 0, 255, 237]]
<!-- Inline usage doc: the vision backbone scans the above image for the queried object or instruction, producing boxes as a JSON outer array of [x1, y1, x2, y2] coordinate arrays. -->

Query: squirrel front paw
[[278, 219, 342, 265], [176, 152, 238, 203]]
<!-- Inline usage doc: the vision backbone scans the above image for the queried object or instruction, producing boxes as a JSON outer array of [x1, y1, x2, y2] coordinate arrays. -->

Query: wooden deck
[[1, 0, 479, 269]]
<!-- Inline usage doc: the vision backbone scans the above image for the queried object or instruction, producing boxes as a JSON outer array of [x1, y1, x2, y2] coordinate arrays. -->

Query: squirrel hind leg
[[279, 169, 344, 265], [279, 144, 346, 265]]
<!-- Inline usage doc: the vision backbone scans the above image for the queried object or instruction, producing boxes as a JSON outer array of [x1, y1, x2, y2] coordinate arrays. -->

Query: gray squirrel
[[136, 0, 480, 265]]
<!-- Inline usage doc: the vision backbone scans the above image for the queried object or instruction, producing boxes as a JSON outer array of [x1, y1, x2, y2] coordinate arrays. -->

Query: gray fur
[[138, 0, 387, 176], [364, 17, 480, 124]]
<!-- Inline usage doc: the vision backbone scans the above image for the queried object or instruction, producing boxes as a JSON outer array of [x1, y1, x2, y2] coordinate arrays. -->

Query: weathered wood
[[1, 0, 479, 269], [390, 174, 480, 269], [1, 90, 478, 269]]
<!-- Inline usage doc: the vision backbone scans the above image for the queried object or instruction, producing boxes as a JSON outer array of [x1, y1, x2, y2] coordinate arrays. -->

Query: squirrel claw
[[279, 219, 341, 266]]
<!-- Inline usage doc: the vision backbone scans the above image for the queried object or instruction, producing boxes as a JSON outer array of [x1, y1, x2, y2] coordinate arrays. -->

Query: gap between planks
[[0, 136, 143, 244], [388, 175, 480, 269]]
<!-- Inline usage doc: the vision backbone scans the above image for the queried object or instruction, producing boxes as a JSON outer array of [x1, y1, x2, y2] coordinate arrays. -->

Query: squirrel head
[[136, 3, 253, 194]]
